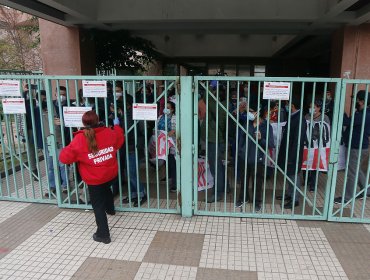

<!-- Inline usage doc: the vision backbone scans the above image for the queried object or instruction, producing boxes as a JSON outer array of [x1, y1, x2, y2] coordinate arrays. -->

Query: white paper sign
[[2, 98, 26, 114], [82, 80, 107, 98], [132, 103, 157, 121], [63, 107, 92, 127], [0, 80, 21, 97], [263, 82, 291, 100]]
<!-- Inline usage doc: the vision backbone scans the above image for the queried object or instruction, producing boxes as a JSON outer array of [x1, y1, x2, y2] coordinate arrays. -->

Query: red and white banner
[[268, 120, 345, 171], [198, 158, 214, 191], [302, 147, 330, 171], [302, 119, 331, 171], [149, 130, 175, 160]]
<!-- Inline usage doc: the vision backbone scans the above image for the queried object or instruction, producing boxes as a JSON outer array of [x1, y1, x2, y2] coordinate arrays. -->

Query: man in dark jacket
[[335, 90, 370, 204], [237, 107, 275, 211], [277, 95, 307, 209], [22, 84, 38, 179]]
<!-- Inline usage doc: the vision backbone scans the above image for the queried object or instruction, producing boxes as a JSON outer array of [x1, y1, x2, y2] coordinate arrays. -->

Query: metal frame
[[1, 75, 370, 223]]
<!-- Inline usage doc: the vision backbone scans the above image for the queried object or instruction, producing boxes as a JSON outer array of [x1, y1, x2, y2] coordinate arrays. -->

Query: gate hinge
[[192, 144, 195, 155]]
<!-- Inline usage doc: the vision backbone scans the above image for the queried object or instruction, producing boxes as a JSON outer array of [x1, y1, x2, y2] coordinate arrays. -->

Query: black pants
[[238, 162, 263, 204], [88, 179, 115, 238], [168, 154, 176, 189]]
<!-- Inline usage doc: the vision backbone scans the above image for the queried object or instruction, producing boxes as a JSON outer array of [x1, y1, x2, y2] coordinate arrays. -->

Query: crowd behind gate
[[19, 81, 177, 208], [197, 81, 370, 212], [13, 79, 370, 214]]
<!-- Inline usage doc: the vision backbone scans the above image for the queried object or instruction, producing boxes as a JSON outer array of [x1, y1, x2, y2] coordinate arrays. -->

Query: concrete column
[[330, 24, 370, 112], [39, 19, 95, 76]]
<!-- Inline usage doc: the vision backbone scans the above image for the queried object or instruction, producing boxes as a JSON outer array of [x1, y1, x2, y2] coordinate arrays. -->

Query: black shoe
[[134, 195, 147, 207], [276, 195, 291, 201], [78, 199, 86, 204], [284, 201, 299, 209], [106, 209, 116, 215], [44, 189, 56, 198], [235, 200, 244, 208], [357, 193, 370, 200], [93, 233, 111, 244], [170, 187, 177, 193], [334, 197, 348, 204], [254, 204, 262, 212], [208, 194, 223, 203], [32, 169, 39, 181], [309, 186, 315, 192]]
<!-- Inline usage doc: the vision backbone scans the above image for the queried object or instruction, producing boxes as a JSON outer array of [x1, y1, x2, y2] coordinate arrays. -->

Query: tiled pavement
[[0, 202, 370, 279]]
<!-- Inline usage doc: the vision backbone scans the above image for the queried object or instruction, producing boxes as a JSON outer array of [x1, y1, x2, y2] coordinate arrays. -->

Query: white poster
[[82, 80, 107, 98], [63, 106, 92, 127], [267, 122, 286, 168], [0, 80, 21, 97], [263, 82, 291, 100], [132, 103, 157, 121], [2, 98, 26, 114]]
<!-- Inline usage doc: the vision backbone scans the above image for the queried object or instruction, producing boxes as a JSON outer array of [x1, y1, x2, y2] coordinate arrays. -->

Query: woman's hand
[[168, 130, 175, 137]]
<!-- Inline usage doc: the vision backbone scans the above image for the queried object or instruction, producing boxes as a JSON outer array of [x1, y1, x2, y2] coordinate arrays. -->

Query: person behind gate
[[236, 105, 275, 211], [276, 95, 307, 209], [335, 90, 370, 204], [59, 111, 124, 244]]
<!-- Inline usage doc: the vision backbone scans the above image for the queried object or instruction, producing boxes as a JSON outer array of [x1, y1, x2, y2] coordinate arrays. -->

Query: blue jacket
[[343, 108, 370, 149], [238, 119, 275, 164]]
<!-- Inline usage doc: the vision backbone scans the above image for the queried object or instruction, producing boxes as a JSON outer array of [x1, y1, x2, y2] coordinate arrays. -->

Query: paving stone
[[0, 203, 61, 259], [143, 231, 205, 267], [71, 257, 141, 280], [196, 267, 258, 280]]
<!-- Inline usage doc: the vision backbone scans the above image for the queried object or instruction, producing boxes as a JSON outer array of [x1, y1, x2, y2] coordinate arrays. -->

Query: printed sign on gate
[[0, 80, 21, 97], [2, 98, 26, 114], [133, 103, 157, 121], [63, 107, 92, 127], [263, 82, 290, 100], [82, 80, 107, 98]]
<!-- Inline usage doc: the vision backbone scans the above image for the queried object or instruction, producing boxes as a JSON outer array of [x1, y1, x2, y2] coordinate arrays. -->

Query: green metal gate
[[0, 75, 181, 214], [0, 76, 58, 204], [192, 76, 343, 220], [327, 79, 370, 223], [1, 75, 370, 223]]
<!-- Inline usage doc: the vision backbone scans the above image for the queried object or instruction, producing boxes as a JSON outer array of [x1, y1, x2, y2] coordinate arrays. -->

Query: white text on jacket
[[88, 146, 114, 164]]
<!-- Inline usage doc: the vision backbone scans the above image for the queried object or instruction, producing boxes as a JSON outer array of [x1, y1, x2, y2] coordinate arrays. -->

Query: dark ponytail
[[82, 110, 100, 154], [84, 128, 98, 154]]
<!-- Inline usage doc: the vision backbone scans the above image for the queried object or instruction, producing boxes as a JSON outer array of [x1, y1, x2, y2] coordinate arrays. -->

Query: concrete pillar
[[331, 24, 370, 80], [39, 19, 96, 98], [330, 24, 370, 112], [39, 19, 96, 76]]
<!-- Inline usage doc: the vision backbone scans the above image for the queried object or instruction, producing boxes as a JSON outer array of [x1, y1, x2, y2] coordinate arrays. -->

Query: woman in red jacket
[[60, 111, 124, 244]]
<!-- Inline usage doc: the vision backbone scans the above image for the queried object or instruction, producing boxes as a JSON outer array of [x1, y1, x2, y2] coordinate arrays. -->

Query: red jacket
[[59, 125, 124, 185]]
